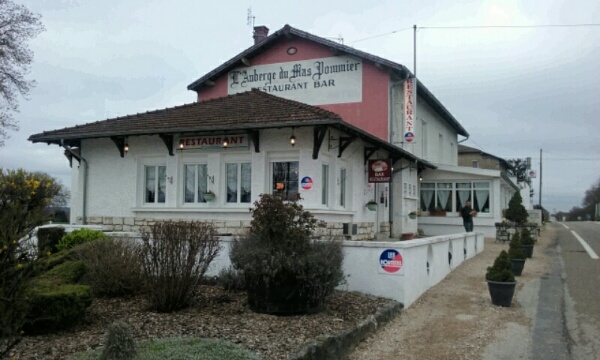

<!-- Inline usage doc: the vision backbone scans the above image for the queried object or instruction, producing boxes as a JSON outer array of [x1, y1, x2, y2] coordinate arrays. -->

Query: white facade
[[69, 126, 419, 240], [390, 83, 458, 166], [417, 165, 518, 238]]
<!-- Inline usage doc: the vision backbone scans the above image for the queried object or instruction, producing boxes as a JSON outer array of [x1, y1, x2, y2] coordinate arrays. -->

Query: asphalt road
[[554, 221, 600, 359]]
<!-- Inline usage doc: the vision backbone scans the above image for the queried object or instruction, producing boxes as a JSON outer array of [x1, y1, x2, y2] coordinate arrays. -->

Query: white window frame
[[420, 181, 492, 214], [224, 162, 252, 204], [182, 163, 209, 204], [138, 159, 168, 207], [270, 159, 300, 201], [322, 163, 329, 206], [339, 167, 347, 208]]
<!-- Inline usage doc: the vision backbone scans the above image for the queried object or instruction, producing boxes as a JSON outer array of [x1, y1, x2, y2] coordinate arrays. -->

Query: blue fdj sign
[[379, 249, 403, 273]]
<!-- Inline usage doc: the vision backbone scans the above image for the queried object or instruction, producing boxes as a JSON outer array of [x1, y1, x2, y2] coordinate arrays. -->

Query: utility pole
[[539, 149, 542, 209], [413, 25, 417, 76]]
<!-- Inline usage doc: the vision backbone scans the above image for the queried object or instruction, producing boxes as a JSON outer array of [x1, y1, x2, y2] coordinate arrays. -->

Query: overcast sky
[[1, 0, 598, 213]]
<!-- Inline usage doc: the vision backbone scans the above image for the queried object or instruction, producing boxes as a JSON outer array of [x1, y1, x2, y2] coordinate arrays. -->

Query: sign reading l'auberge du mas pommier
[[227, 56, 362, 106]]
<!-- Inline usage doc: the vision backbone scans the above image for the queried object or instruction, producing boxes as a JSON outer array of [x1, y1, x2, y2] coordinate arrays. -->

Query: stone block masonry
[[77, 216, 378, 241]]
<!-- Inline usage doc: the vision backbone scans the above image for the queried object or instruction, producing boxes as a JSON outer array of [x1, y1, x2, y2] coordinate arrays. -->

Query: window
[[340, 168, 347, 207], [419, 182, 453, 212], [226, 163, 251, 203], [472, 160, 479, 168], [272, 161, 299, 200], [145, 165, 166, 203], [455, 182, 472, 211], [322, 164, 329, 205], [438, 134, 444, 162], [184, 164, 208, 203], [473, 182, 490, 213], [420, 181, 491, 214]]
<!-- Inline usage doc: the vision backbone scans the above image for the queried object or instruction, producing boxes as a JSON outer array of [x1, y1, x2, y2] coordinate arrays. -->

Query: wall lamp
[[222, 139, 229, 148], [124, 142, 129, 153], [290, 128, 296, 146]]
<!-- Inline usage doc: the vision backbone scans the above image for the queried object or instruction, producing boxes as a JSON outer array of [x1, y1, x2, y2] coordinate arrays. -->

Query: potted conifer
[[486, 250, 517, 307], [520, 228, 535, 258], [507, 231, 527, 276]]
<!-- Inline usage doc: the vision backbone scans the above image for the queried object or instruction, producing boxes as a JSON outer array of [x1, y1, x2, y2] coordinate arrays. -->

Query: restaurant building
[[30, 24, 516, 239]]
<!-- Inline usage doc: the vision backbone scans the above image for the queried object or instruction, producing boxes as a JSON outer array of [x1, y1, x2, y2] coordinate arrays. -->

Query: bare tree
[[0, 0, 44, 146]]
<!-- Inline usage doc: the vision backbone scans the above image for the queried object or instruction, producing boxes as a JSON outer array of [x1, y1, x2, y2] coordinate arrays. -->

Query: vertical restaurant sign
[[227, 55, 362, 106], [368, 159, 391, 183], [404, 78, 416, 143]]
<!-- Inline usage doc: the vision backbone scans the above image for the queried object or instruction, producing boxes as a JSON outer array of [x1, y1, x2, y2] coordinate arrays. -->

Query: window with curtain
[[437, 183, 452, 211], [272, 161, 299, 200], [322, 164, 329, 205], [473, 182, 490, 213], [184, 164, 208, 203], [145, 165, 166, 204], [455, 182, 472, 211], [226, 163, 252, 203], [420, 183, 435, 211]]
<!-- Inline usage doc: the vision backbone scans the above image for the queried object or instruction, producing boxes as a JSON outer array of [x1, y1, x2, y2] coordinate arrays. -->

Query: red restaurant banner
[[368, 159, 391, 183]]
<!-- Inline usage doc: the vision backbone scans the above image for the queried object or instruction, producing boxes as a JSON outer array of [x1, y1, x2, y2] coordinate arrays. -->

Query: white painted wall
[[391, 79, 458, 166], [204, 232, 485, 307], [68, 127, 392, 231]]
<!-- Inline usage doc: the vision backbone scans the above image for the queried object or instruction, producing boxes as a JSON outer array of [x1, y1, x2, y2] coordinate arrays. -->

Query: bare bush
[[75, 237, 144, 297], [140, 221, 220, 312]]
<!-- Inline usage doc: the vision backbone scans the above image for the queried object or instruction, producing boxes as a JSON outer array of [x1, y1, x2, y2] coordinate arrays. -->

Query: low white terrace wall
[[30, 225, 484, 308], [205, 232, 484, 307]]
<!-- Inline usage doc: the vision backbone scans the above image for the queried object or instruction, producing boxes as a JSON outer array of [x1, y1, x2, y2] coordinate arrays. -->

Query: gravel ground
[[9, 287, 391, 360], [349, 227, 554, 360]]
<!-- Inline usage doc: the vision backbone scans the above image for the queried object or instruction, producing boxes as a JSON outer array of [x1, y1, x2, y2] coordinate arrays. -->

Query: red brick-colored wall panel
[[197, 38, 389, 140]]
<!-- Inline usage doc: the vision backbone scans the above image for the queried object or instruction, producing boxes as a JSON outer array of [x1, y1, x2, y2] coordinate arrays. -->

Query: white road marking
[[570, 231, 599, 260], [560, 223, 570, 229]]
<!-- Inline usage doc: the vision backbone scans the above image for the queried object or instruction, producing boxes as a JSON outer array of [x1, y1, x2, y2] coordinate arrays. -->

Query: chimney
[[253, 26, 269, 44]]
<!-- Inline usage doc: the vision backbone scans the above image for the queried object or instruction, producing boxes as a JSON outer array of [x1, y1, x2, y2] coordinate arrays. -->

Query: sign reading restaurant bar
[[179, 134, 248, 150], [227, 55, 362, 106], [368, 159, 391, 183]]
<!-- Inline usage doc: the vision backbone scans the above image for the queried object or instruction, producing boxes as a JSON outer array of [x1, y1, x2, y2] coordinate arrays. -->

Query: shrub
[[57, 228, 108, 251], [73, 337, 260, 360], [37, 227, 66, 255], [507, 232, 526, 259], [1, 169, 65, 356], [486, 250, 515, 282], [216, 266, 246, 292], [75, 237, 144, 297], [230, 194, 345, 315], [505, 192, 528, 224], [140, 221, 220, 312], [24, 261, 92, 334], [100, 321, 137, 360], [521, 228, 535, 245]]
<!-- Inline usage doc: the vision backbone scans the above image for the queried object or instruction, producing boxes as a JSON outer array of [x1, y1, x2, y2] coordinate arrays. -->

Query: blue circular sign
[[301, 176, 313, 190], [404, 132, 415, 143], [379, 249, 403, 273]]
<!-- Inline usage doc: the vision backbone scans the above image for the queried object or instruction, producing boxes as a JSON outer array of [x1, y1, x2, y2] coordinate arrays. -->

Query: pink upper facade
[[195, 37, 390, 141]]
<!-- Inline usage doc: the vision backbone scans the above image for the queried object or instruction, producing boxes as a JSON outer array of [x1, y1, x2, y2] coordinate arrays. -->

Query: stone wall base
[[77, 216, 378, 241]]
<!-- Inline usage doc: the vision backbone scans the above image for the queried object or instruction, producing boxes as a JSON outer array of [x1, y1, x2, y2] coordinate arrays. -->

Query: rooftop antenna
[[247, 8, 255, 30]]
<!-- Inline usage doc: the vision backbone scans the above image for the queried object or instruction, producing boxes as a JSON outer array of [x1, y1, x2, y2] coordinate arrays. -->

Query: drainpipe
[[62, 140, 88, 225]]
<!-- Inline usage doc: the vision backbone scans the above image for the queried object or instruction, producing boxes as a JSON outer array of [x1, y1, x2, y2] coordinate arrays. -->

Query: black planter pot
[[487, 280, 517, 307], [510, 258, 526, 276], [520, 245, 534, 258]]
